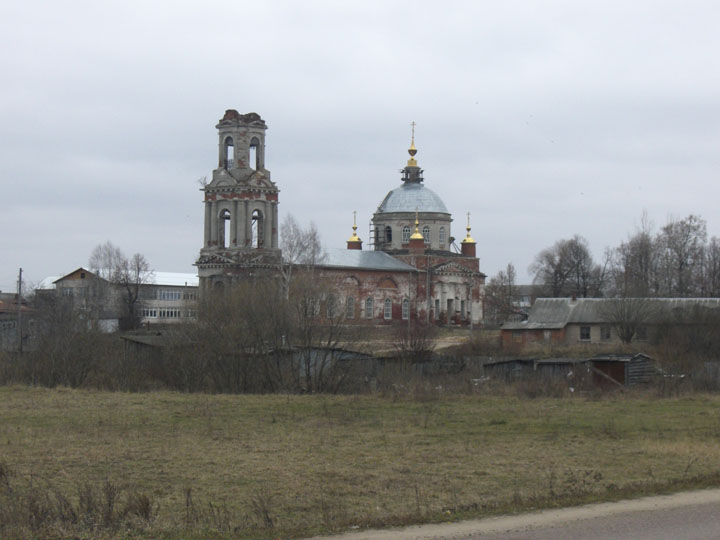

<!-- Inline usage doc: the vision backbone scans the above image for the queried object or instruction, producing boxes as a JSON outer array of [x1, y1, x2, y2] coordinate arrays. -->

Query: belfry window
[[219, 209, 231, 248], [385, 226, 392, 244], [422, 226, 430, 244], [251, 209, 264, 248], [224, 137, 234, 169], [249, 137, 260, 170], [439, 227, 446, 245], [384, 298, 392, 319], [402, 226, 410, 244]]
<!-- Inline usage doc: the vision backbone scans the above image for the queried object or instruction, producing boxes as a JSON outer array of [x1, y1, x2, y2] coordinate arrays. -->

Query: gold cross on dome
[[410, 121, 416, 143]]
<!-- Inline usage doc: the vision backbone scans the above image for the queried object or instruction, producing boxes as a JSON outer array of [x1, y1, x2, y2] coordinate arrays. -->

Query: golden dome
[[347, 211, 362, 243], [410, 210, 424, 240], [461, 212, 476, 244]]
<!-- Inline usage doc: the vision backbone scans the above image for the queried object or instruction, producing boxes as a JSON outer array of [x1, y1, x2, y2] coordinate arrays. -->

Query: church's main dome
[[376, 182, 449, 214]]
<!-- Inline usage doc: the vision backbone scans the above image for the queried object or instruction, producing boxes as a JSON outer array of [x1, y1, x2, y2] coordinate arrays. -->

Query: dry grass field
[[2, 385, 720, 539]]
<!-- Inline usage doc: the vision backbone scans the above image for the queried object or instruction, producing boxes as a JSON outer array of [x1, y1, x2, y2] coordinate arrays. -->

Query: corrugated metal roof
[[376, 183, 449, 214], [149, 272, 199, 287], [322, 249, 417, 272], [503, 297, 720, 330]]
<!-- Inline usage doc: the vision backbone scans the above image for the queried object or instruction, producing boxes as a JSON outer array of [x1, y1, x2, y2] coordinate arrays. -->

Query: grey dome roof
[[376, 183, 449, 214]]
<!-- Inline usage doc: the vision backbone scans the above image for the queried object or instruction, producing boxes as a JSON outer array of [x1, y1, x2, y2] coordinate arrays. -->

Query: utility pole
[[16, 267, 23, 354]]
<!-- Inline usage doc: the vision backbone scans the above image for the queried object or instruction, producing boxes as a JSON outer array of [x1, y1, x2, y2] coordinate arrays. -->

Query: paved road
[[309, 489, 720, 540], [473, 499, 720, 540]]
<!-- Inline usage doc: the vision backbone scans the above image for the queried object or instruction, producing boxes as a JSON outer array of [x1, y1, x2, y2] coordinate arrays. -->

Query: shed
[[589, 353, 655, 388], [483, 357, 586, 380]]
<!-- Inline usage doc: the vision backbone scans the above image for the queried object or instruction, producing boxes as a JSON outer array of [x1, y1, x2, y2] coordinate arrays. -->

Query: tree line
[[485, 214, 720, 324]]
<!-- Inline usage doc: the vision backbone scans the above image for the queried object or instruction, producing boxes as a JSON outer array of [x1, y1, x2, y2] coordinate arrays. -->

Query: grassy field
[[3, 386, 720, 539]]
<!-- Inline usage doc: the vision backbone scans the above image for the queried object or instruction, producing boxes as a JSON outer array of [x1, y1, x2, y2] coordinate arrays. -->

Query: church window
[[385, 226, 392, 244], [220, 209, 231, 248], [251, 209, 264, 248], [402, 226, 410, 243], [422, 226, 430, 244], [402, 298, 409, 320], [224, 137, 234, 169], [384, 298, 392, 319], [326, 295, 336, 318], [365, 297, 374, 318], [249, 137, 260, 170], [439, 227, 445, 245], [346, 297, 355, 319]]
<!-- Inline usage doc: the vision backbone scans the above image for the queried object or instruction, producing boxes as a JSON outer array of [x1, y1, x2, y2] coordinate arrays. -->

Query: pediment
[[432, 261, 476, 275], [248, 171, 275, 189], [209, 169, 237, 188]]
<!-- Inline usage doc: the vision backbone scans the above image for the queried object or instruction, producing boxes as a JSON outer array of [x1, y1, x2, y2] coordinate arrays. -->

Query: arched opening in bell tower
[[219, 209, 231, 248], [251, 209, 264, 248], [224, 137, 235, 169], [249, 137, 259, 170]]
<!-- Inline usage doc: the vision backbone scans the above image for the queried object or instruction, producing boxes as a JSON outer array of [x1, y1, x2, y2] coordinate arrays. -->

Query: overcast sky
[[2, 0, 720, 292]]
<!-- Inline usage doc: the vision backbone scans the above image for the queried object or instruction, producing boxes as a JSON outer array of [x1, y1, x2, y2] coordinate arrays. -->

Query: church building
[[195, 110, 485, 325]]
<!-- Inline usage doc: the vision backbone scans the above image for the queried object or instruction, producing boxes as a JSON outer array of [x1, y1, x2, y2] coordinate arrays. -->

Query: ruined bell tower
[[195, 110, 280, 295]]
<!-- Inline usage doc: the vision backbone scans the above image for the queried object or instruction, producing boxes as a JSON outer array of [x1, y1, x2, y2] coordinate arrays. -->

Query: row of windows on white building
[[141, 308, 198, 319], [151, 289, 197, 301], [377, 226, 446, 245]]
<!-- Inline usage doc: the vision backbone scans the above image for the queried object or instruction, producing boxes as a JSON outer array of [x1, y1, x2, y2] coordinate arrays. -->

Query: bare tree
[[656, 215, 707, 297], [599, 297, 658, 344], [701, 237, 720, 297], [89, 241, 126, 281], [484, 263, 521, 325], [530, 235, 605, 298], [609, 215, 658, 297], [89, 242, 153, 330], [279, 214, 325, 299]]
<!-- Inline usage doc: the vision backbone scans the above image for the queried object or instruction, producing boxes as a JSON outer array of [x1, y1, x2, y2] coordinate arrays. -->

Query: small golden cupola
[[409, 209, 426, 253], [346, 211, 363, 250], [461, 212, 477, 257]]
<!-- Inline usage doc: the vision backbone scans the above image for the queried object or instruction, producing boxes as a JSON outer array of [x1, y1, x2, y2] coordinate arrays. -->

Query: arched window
[[251, 209, 264, 248], [385, 226, 392, 244], [224, 137, 234, 169], [422, 226, 430, 244], [345, 297, 355, 319], [249, 137, 260, 170], [326, 294, 336, 318], [219, 209, 231, 248], [384, 298, 392, 319], [402, 226, 410, 244], [365, 297, 374, 319], [439, 227, 446, 245], [402, 298, 409, 320]]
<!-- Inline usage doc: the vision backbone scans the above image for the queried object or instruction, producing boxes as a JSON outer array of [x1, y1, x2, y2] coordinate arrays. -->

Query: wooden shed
[[589, 353, 655, 388]]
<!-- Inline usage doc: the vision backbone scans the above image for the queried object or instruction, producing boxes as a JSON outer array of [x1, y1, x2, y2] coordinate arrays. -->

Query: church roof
[[322, 249, 417, 272], [376, 182, 449, 214]]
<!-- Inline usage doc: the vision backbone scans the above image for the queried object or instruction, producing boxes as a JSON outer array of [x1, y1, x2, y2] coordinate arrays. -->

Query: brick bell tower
[[195, 110, 281, 296]]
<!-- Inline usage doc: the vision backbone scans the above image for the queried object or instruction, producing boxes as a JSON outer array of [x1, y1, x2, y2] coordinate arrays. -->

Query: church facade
[[196, 110, 485, 325]]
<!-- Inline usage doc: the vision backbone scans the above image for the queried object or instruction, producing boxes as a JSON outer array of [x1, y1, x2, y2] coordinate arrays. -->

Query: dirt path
[[307, 488, 720, 540]]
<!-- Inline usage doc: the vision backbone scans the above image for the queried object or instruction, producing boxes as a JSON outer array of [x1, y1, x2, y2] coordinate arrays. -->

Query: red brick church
[[195, 110, 485, 325]]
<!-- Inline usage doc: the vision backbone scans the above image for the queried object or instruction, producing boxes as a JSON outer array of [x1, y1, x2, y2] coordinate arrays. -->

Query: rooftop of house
[[502, 297, 720, 330]]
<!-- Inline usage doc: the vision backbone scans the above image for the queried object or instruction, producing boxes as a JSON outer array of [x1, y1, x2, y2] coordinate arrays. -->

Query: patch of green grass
[[2, 386, 720, 539]]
